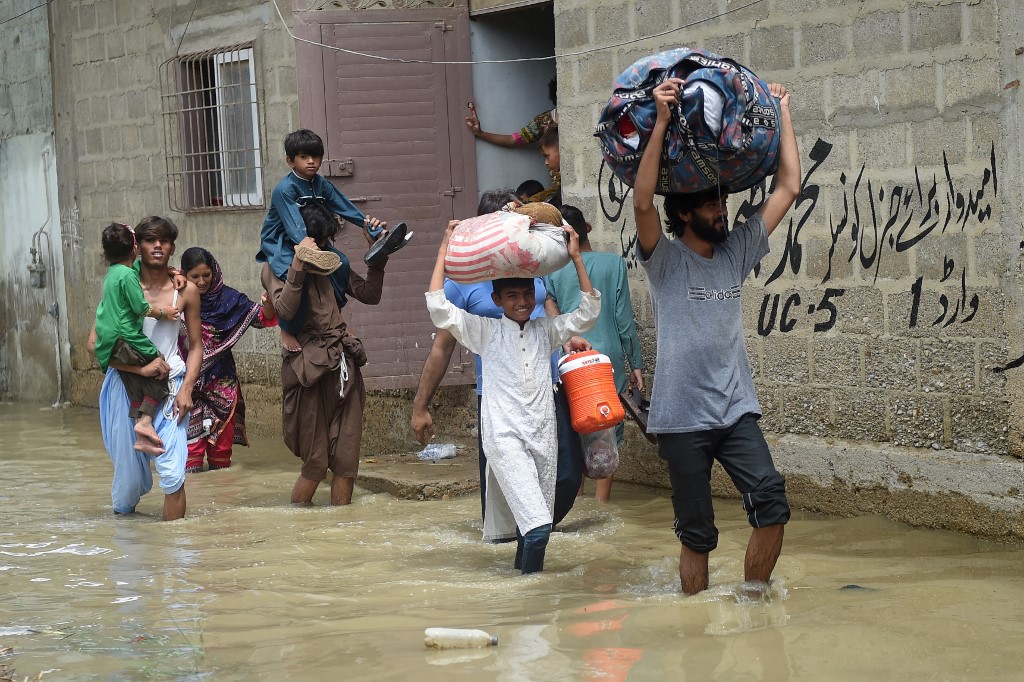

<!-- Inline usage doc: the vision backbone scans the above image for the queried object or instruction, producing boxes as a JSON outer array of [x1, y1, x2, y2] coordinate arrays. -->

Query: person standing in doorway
[[632, 78, 801, 595], [544, 205, 644, 502]]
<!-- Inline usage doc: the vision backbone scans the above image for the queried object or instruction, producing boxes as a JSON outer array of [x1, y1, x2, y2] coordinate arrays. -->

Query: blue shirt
[[256, 171, 365, 279], [443, 278, 559, 395]]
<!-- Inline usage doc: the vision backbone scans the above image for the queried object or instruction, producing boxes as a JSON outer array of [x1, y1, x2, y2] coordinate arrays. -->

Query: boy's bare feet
[[281, 329, 301, 352], [133, 437, 165, 455], [134, 417, 163, 448]]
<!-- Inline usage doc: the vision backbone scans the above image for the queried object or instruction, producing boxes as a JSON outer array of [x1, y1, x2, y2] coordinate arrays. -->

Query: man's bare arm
[[410, 329, 458, 445], [758, 84, 801, 235]]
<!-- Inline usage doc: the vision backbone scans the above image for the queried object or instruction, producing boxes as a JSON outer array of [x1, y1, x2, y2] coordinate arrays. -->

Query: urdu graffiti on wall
[[602, 137, 1000, 338]]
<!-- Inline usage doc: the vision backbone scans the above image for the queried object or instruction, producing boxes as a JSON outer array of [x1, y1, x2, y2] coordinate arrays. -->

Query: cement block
[[87, 34, 106, 63], [95, 2, 115, 32], [788, 76, 826, 122], [920, 338, 976, 395], [854, 123, 908, 169], [831, 286, 883, 336], [746, 336, 762, 380], [951, 397, 1009, 454], [782, 386, 832, 436], [865, 338, 918, 390], [828, 69, 884, 118], [635, 0, 671, 41], [888, 288, 942, 338], [909, 3, 962, 51], [969, 114, 1000, 163], [677, 0, 724, 26], [831, 388, 888, 441], [915, 233, 968, 282], [555, 7, 590, 51], [804, 234, 855, 284], [852, 10, 903, 58], [942, 58, 1001, 110], [800, 22, 848, 66], [702, 33, 747, 63], [911, 116, 968, 167], [957, 287, 1007, 341], [105, 32, 125, 60], [115, 0, 135, 24], [575, 50, 616, 96], [235, 352, 268, 385], [763, 335, 809, 384], [750, 24, 795, 72], [888, 393, 947, 449], [810, 336, 862, 386], [972, 232, 1009, 280], [755, 384, 784, 433], [594, 5, 632, 50], [884, 65, 937, 111], [978, 342, 1011, 396], [78, 3, 98, 32], [966, 0, 997, 44]]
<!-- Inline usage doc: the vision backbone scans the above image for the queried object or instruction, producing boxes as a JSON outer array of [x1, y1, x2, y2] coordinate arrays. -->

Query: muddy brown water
[[2, 402, 1023, 681]]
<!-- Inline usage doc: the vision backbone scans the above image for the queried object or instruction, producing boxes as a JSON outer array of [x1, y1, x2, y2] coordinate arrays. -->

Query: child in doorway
[[256, 129, 387, 353], [179, 247, 278, 473], [93, 222, 175, 455], [425, 221, 601, 574], [535, 126, 562, 206]]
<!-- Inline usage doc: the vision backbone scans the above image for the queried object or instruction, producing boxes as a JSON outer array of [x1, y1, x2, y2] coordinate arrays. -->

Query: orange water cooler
[[557, 351, 626, 434]]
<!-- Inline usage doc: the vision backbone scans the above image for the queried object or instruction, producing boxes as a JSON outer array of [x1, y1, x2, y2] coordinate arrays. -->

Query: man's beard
[[688, 212, 728, 244]]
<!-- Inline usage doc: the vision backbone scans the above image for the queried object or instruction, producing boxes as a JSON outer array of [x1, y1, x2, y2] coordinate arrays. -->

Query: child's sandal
[[295, 246, 341, 275]]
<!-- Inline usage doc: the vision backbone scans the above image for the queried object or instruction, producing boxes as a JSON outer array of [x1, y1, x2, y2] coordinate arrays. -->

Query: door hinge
[[434, 21, 453, 32]]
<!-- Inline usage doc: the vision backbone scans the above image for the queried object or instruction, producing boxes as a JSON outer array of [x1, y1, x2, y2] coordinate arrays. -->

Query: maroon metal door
[[294, 5, 477, 389]]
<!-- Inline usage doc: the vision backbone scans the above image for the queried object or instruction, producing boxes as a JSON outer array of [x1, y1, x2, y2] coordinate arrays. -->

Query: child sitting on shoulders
[[256, 128, 386, 353], [93, 223, 176, 455], [425, 221, 601, 574]]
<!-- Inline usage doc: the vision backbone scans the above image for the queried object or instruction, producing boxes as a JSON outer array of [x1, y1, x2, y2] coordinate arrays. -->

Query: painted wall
[[555, 0, 1024, 536], [468, 4, 556, 198], [0, 1, 71, 404]]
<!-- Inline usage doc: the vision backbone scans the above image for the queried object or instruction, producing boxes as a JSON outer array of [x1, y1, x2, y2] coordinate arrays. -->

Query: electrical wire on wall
[[269, 0, 765, 66]]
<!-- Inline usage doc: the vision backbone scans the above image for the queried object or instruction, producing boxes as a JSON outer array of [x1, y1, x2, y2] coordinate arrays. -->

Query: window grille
[[160, 44, 265, 212]]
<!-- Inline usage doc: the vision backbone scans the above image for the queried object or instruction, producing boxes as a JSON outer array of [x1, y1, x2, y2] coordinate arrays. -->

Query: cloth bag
[[444, 210, 569, 284], [594, 47, 781, 194]]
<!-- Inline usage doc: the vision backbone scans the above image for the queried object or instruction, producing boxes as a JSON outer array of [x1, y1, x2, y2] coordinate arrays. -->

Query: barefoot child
[[255, 129, 387, 353], [179, 247, 279, 473], [93, 223, 177, 455], [425, 221, 601, 574]]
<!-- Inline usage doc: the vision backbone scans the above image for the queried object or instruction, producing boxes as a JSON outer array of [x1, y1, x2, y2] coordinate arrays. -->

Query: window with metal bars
[[160, 44, 264, 211]]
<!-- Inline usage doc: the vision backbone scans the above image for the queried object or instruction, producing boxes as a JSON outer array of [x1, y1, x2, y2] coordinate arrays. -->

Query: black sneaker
[[364, 222, 413, 266]]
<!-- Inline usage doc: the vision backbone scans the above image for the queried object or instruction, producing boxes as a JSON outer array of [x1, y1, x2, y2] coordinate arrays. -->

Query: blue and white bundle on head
[[594, 47, 782, 195]]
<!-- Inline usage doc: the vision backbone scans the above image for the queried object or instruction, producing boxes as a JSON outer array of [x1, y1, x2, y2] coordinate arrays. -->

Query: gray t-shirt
[[636, 214, 769, 433]]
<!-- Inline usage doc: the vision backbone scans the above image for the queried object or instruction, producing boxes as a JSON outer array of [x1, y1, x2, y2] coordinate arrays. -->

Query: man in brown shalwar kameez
[[261, 201, 387, 505]]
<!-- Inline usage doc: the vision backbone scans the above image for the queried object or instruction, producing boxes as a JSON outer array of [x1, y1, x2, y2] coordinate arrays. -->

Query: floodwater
[[2, 403, 1023, 681]]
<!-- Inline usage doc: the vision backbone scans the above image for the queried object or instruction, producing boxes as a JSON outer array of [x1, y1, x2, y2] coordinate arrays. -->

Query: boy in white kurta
[[426, 221, 601, 573]]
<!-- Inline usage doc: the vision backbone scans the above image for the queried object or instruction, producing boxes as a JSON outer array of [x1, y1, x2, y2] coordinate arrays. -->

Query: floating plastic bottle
[[424, 627, 498, 649]]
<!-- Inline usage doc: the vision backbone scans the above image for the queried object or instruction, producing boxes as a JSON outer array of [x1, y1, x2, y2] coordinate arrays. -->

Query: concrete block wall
[[556, 0, 1024, 536], [52, 0, 299, 421]]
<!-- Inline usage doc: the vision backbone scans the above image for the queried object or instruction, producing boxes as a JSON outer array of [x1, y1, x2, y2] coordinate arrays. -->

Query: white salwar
[[426, 288, 601, 541]]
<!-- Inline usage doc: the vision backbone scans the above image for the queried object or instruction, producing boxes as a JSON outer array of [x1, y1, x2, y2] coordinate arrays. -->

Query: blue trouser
[[476, 388, 582, 527], [514, 524, 552, 574]]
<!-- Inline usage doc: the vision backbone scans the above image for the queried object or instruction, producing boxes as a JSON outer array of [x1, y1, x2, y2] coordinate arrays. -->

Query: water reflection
[[2, 402, 1023, 681]]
